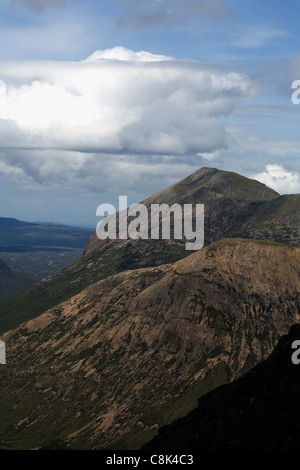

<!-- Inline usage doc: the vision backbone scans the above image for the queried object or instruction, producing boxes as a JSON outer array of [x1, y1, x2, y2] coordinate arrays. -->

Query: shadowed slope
[[143, 324, 300, 450]]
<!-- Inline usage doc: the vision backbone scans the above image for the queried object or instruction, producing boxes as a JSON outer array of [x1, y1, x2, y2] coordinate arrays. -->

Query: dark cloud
[[13, 0, 64, 12], [116, 0, 233, 30]]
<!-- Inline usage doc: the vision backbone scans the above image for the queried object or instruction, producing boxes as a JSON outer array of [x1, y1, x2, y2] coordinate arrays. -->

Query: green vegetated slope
[[0, 239, 299, 449]]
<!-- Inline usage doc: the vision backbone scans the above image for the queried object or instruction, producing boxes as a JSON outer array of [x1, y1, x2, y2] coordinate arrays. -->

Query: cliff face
[[143, 324, 300, 450], [0, 239, 299, 449]]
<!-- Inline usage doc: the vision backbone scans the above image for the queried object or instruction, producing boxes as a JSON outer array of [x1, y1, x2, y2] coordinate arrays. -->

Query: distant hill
[[0, 218, 35, 230], [143, 324, 300, 450], [0, 217, 94, 252]]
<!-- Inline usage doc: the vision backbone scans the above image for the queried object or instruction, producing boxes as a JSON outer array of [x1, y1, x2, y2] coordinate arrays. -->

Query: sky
[[0, 0, 299, 227]]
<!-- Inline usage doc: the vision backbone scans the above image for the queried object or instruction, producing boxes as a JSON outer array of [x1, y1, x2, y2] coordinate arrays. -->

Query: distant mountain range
[[0, 217, 93, 252], [0, 218, 93, 297], [0, 167, 299, 450]]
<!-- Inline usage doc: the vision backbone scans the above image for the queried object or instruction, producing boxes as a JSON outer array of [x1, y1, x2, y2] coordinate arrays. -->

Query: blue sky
[[0, 0, 299, 226]]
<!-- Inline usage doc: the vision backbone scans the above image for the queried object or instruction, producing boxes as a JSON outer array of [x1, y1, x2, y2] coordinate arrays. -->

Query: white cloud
[[198, 150, 220, 161], [252, 164, 300, 194], [85, 47, 173, 63], [0, 47, 255, 189]]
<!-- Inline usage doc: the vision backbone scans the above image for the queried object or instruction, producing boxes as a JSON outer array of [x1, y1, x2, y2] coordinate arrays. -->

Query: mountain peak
[[145, 166, 278, 206], [84, 166, 284, 255]]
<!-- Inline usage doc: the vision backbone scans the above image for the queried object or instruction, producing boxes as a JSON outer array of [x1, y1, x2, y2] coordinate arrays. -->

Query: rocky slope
[[1, 167, 299, 334], [0, 239, 299, 449], [143, 324, 300, 450]]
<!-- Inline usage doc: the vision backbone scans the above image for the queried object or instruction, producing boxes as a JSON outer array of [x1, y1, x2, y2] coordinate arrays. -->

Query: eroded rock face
[[0, 239, 299, 449], [143, 324, 300, 451]]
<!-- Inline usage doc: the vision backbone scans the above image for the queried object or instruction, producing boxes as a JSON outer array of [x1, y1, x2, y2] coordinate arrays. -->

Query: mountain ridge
[[0, 166, 298, 334]]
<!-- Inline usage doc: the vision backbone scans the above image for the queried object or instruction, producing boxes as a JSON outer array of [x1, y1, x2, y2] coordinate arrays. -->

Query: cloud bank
[[0, 48, 253, 155], [0, 47, 255, 189], [252, 164, 300, 194]]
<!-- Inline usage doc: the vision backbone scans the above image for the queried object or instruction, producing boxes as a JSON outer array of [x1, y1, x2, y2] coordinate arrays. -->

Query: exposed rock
[[0, 239, 299, 449]]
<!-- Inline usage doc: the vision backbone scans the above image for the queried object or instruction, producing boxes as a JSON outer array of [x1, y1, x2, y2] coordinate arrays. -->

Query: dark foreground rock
[[143, 324, 300, 450]]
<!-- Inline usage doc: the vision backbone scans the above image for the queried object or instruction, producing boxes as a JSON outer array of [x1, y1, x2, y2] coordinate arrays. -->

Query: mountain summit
[[84, 167, 280, 254]]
